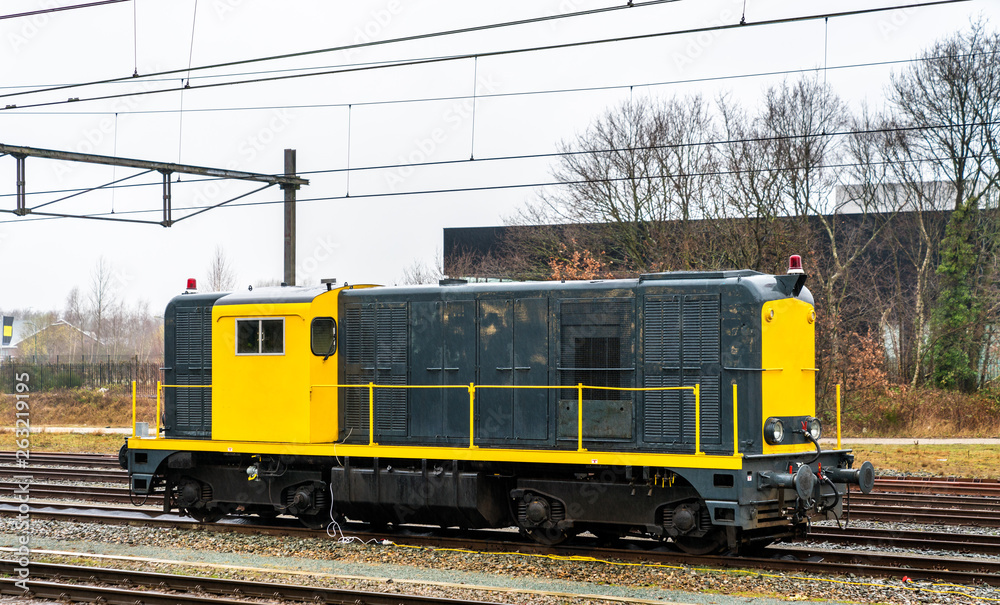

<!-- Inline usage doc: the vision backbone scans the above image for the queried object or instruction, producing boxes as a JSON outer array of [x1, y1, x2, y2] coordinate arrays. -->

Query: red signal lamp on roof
[[787, 255, 804, 275], [185, 278, 198, 293]]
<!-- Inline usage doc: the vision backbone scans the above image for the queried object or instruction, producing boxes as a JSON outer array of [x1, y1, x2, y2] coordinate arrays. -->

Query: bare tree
[[399, 252, 444, 285], [891, 18, 1000, 390], [63, 286, 87, 356], [88, 256, 119, 356], [206, 245, 238, 292], [536, 95, 718, 272], [713, 93, 801, 271]]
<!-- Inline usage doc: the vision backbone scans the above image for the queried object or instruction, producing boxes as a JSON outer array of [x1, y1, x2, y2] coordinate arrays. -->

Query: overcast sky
[[0, 0, 997, 314]]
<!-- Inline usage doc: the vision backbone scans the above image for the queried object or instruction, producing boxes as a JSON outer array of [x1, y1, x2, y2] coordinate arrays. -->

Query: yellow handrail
[[694, 383, 702, 455], [131, 380, 136, 438], [836, 383, 842, 450], [155, 381, 161, 438], [314, 382, 702, 454], [141, 383, 213, 440], [732, 383, 739, 457]]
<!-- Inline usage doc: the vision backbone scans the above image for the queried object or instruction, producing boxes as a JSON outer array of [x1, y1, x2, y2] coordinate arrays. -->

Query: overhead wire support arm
[[0, 143, 309, 227], [0, 144, 308, 187]]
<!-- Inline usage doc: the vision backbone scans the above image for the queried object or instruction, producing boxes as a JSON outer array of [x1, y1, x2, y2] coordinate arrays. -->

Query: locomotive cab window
[[310, 317, 337, 357], [236, 318, 284, 355]]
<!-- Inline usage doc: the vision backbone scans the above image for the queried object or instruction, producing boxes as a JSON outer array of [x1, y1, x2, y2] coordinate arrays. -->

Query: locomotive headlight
[[764, 418, 785, 445], [805, 417, 822, 441]]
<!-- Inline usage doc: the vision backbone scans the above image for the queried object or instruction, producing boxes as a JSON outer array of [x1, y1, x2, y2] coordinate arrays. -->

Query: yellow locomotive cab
[[211, 288, 341, 443]]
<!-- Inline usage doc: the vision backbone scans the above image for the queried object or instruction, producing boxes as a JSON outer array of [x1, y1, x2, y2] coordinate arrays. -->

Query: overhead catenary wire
[[0, 0, 971, 112], [1, 118, 995, 203], [0, 0, 128, 21], [0, 0, 684, 101], [0, 137, 987, 226], [3, 48, 997, 118]]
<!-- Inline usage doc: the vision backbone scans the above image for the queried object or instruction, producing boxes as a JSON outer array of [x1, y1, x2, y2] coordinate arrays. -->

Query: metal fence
[[0, 356, 163, 398]]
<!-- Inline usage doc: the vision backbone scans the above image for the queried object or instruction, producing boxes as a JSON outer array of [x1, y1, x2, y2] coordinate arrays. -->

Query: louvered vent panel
[[171, 305, 211, 435], [342, 303, 374, 434], [174, 372, 211, 431], [377, 304, 407, 365], [691, 375, 721, 443], [643, 297, 680, 365], [643, 374, 683, 441], [175, 308, 200, 365], [375, 374, 407, 434], [344, 368, 373, 434], [682, 296, 720, 364]]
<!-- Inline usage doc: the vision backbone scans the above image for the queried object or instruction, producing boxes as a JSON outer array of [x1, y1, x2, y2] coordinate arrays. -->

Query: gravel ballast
[[4, 516, 1000, 604]]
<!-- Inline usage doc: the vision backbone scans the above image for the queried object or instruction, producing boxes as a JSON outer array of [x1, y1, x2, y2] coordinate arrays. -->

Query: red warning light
[[186, 278, 198, 291], [787, 255, 804, 275]]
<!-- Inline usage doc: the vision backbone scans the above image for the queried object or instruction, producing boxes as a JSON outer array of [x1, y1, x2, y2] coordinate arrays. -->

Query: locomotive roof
[[178, 269, 812, 307], [340, 269, 803, 299], [212, 284, 330, 306]]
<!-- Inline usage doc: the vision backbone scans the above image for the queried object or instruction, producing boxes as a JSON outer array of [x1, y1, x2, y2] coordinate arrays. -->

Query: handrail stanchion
[[732, 383, 739, 457], [468, 383, 476, 449], [155, 381, 162, 438], [131, 380, 136, 438], [368, 382, 376, 446], [836, 383, 842, 450], [694, 383, 702, 455], [577, 383, 585, 452]]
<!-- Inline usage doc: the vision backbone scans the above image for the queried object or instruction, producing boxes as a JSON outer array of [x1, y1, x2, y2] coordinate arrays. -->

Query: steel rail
[[846, 503, 1000, 527], [0, 452, 120, 467], [0, 466, 128, 483], [807, 526, 1000, 556], [851, 492, 1000, 510], [0, 482, 163, 505], [0, 560, 505, 605]]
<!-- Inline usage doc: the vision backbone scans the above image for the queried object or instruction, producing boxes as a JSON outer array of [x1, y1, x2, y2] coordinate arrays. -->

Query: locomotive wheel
[[185, 507, 224, 523], [299, 512, 331, 530], [673, 528, 727, 555], [299, 509, 347, 530]]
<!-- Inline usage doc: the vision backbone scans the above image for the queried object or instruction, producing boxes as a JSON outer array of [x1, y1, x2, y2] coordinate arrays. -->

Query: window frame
[[310, 317, 338, 357], [235, 317, 285, 356]]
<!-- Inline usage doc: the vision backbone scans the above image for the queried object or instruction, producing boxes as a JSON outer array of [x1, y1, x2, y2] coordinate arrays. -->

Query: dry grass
[[0, 429, 125, 454], [0, 388, 155, 428], [828, 386, 1000, 438], [849, 443, 1000, 480]]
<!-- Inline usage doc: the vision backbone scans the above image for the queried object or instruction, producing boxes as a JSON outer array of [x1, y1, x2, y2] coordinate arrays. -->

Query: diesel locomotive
[[123, 257, 874, 554]]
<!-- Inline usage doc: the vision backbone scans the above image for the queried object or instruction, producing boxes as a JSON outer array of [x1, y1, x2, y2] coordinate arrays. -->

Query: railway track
[[0, 481, 161, 505], [0, 451, 121, 469], [3, 502, 1000, 588], [0, 465, 129, 484], [9, 481, 1000, 530], [0, 559, 503, 605], [807, 525, 1000, 556]]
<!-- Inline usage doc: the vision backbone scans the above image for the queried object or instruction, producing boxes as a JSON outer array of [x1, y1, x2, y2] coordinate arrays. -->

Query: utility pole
[[281, 149, 299, 286]]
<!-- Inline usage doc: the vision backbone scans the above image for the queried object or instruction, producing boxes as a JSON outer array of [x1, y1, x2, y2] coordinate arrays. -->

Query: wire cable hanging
[[0, 0, 970, 112]]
